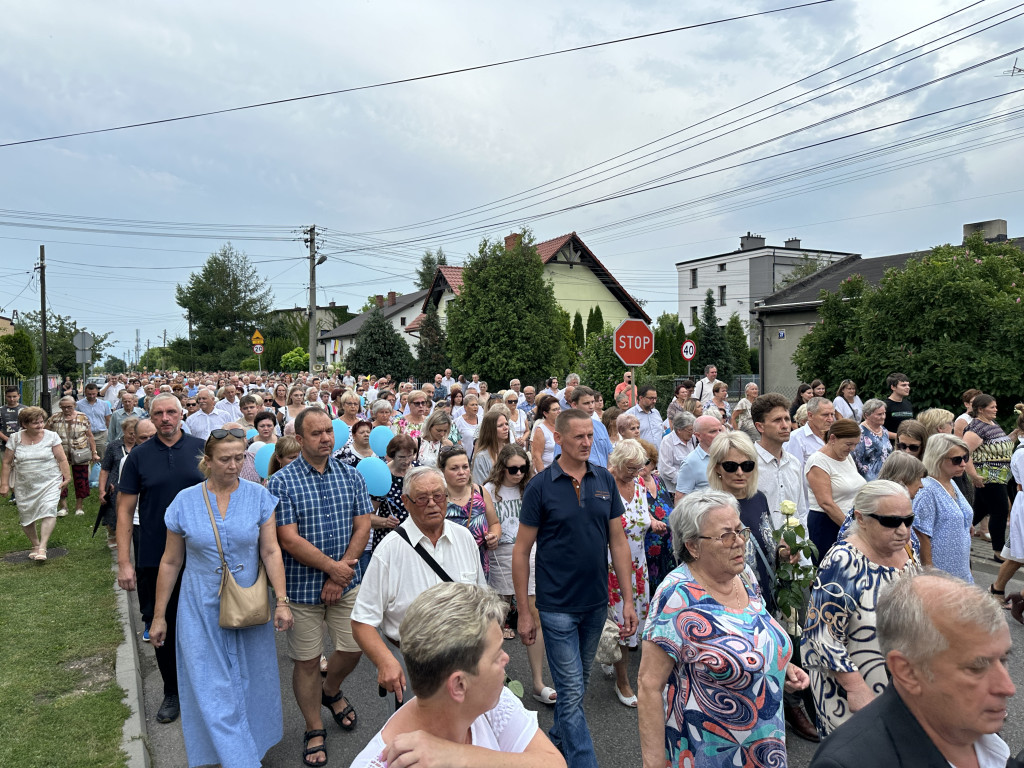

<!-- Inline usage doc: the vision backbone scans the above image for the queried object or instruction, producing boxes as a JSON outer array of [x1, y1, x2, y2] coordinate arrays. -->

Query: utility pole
[[307, 225, 326, 375], [135, 329, 141, 366], [38, 245, 49, 412], [187, 310, 194, 370], [163, 329, 167, 347]]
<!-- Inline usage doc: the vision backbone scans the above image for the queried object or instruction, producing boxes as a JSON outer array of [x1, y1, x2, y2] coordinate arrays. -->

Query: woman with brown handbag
[[150, 427, 292, 768], [46, 396, 98, 516]]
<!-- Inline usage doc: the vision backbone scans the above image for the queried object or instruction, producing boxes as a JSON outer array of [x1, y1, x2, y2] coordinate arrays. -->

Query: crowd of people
[[0, 364, 1019, 768]]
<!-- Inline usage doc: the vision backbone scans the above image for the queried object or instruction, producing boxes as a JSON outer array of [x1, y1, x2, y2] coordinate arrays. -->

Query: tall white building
[[676, 233, 855, 338]]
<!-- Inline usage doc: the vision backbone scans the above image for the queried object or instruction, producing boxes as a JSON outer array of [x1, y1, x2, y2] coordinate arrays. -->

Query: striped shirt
[[268, 453, 372, 604]]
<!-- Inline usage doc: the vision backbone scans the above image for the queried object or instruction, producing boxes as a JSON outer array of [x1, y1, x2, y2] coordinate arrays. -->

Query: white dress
[[9, 430, 63, 526], [1001, 443, 1024, 562]]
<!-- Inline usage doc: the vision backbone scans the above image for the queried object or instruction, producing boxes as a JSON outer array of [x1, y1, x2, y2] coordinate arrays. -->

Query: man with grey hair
[[186, 388, 230, 441], [785, 396, 835, 498], [109, 391, 145, 442], [352, 465, 486, 704], [657, 411, 696, 494], [809, 570, 1014, 768], [559, 373, 581, 410], [674, 415, 725, 501]]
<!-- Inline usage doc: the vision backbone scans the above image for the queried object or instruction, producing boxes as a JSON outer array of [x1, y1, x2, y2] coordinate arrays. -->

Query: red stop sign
[[613, 319, 655, 367]]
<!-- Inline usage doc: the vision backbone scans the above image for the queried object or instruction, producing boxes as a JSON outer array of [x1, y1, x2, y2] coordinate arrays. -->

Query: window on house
[[400, 317, 406, 326], [718, 286, 726, 307], [718, 263, 726, 272], [690, 268, 698, 289], [690, 306, 699, 326]]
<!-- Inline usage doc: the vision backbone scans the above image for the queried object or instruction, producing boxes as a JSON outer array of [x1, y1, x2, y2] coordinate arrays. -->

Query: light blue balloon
[[369, 425, 394, 458], [246, 428, 258, 440], [332, 419, 351, 452], [357, 456, 392, 496], [254, 443, 276, 480]]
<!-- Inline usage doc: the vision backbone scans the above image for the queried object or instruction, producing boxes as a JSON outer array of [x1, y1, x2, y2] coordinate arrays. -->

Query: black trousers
[[132, 528, 182, 696], [973, 481, 1009, 553]]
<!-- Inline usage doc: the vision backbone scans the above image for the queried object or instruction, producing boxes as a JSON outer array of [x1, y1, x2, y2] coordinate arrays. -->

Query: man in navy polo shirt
[[116, 393, 205, 725], [512, 408, 637, 768]]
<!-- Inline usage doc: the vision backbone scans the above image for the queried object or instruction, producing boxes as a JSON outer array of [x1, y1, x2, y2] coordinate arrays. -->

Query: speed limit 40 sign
[[681, 339, 696, 361]]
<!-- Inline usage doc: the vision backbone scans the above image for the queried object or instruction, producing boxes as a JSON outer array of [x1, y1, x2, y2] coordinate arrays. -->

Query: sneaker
[[143, 623, 151, 643], [75, 509, 85, 516], [156, 694, 180, 723], [56, 508, 68, 517]]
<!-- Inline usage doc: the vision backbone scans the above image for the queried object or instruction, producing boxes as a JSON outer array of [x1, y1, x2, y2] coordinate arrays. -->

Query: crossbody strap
[[393, 525, 453, 582], [201, 483, 230, 575]]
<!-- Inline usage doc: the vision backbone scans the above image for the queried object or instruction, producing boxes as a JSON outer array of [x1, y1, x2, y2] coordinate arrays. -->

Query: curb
[[112, 562, 151, 768]]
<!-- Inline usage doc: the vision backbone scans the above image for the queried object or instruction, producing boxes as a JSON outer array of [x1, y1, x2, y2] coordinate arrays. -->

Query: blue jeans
[[538, 606, 605, 768]]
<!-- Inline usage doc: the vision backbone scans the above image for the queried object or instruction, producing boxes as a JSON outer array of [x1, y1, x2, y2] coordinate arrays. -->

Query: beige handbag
[[202, 483, 271, 629]]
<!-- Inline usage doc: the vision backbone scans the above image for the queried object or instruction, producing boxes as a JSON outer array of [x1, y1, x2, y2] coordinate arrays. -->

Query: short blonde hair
[[706, 431, 759, 499], [608, 438, 647, 474], [921, 433, 969, 478]]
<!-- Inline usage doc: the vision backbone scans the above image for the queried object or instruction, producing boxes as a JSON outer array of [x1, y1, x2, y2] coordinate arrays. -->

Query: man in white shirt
[[674, 415, 725, 501], [753, 393, 808, 528], [186, 389, 231, 441], [216, 383, 242, 421], [342, 369, 356, 389], [465, 374, 482, 394], [440, 369, 457, 392], [100, 374, 126, 407], [627, 384, 664, 446], [351, 467, 485, 704], [692, 364, 718, 404], [508, 378, 525, 404], [657, 412, 696, 494], [784, 397, 835, 498]]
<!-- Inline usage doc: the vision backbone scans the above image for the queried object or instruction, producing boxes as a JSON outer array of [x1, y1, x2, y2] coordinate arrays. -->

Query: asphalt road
[[136, 537, 1024, 767]]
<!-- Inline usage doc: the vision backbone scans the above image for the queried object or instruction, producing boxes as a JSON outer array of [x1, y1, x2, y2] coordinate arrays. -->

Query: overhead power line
[[0, 1, 833, 149]]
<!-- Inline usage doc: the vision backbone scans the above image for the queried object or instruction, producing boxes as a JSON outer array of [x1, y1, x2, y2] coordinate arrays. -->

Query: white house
[[320, 290, 428, 364], [676, 233, 854, 338]]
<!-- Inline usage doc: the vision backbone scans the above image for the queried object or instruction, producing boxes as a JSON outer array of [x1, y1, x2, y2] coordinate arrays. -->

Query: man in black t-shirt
[[0, 387, 26, 502], [883, 372, 914, 440]]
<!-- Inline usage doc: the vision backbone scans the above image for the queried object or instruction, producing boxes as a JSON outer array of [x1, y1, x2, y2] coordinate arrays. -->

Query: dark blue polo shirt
[[520, 459, 624, 613], [119, 432, 206, 568]]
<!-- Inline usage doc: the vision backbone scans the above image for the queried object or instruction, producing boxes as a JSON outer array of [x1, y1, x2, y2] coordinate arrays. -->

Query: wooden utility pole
[[306, 226, 326, 375], [38, 245, 49, 412]]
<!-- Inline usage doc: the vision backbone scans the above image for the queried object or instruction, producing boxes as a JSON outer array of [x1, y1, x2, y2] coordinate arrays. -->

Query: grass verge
[[0, 487, 130, 768]]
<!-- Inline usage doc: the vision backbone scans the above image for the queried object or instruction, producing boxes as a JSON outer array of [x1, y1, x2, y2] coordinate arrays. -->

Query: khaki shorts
[[287, 585, 361, 660]]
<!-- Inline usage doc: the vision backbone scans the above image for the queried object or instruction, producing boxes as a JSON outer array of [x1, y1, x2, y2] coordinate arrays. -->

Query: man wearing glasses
[[627, 385, 663, 446], [186, 389, 231, 441], [785, 397, 836, 499], [116, 395, 206, 724], [352, 466, 485, 705]]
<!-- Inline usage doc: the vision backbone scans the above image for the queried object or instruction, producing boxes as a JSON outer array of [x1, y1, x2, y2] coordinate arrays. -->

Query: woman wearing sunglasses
[[911, 433, 976, 583], [802, 480, 921, 738]]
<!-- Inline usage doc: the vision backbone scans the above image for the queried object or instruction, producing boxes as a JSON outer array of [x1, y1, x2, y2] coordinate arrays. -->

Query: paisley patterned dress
[[643, 565, 792, 768], [801, 540, 921, 737], [608, 478, 651, 648], [644, 475, 677, 594]]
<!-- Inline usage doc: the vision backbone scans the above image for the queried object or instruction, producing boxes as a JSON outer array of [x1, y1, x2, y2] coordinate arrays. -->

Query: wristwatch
[[276, 596, 290, 605]]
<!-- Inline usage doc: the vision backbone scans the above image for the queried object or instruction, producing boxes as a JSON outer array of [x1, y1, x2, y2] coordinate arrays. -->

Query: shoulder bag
[[202, 483, 271, 628]]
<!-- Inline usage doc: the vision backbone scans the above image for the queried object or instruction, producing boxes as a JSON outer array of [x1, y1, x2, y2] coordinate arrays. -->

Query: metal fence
[[0, 375, 61, 410]]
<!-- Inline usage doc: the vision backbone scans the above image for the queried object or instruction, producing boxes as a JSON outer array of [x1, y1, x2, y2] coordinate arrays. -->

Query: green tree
[[446, 231, 565, 385], [586, 305, 604, 339], [415, 247, 448, 290], [0, 328, 36, 378], [655, 327, 675, 377], [696, 290, 733, 381], [0, 344, 17, 376], [139, 346, 174, 372], [774, 254, 832, 291], [725, 314, 752, 375], [104, 355, 128, 374], [174, 243, 273, 370], [280, 346, 310, 371], [16, 310, 112, 376], [345, 308, 415, 378], [572, 310, 586, 350], [793, 234, 1024, 411], [415, 301, 448, 381]]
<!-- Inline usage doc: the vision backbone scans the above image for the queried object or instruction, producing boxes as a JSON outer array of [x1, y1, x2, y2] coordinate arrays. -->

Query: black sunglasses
[[505, 465, 527, 475], [948, 454, 970, 466], [862, 512, 914, 528], [721, 460, 756, 473], [896, 442, 921, 453], [209, 428, 246, 440]]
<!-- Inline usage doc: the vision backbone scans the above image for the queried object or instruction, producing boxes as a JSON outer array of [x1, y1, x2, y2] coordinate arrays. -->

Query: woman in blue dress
[[150, 428, 293, 768], [637, 490, 810, 768]]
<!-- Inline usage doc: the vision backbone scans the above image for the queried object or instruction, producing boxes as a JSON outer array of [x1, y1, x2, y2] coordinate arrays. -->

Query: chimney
[[504, 233, 522, 251], [740, 232, 766, 250], [963, 219, 1008, 243], [784, 237, 801, 249], [329, 301, 335, 307], [375, 294, 384, 309], [387, 291, 397, 306]]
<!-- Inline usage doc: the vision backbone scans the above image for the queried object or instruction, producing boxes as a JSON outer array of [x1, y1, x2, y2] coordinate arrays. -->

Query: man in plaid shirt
[[270, 407, 372, 764]]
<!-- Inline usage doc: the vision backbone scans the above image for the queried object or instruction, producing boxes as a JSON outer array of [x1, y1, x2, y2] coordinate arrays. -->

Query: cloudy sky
[[2, 0, 1022, 363]]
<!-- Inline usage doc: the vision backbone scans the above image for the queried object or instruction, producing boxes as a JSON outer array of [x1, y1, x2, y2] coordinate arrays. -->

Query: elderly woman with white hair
[[637, 490, 809, 768], [801, 480, 921, 738], [911, 433, 974, 582], [605, 439, 667, 708], [851, 398, 891, 481], [351, 582, 565, 768], [730, 381, 760, 441], [657, 411, 695, 495]]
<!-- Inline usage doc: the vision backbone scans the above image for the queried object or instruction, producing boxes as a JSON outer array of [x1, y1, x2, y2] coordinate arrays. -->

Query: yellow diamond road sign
[[251, 330, 264, 344]]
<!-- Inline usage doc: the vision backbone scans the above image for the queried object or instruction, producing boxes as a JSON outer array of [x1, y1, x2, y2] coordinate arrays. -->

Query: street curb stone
[[112, 563, 151, 768]]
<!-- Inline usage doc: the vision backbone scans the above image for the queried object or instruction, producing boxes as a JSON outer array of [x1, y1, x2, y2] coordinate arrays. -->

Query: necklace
[[692, 567, 745, 608]]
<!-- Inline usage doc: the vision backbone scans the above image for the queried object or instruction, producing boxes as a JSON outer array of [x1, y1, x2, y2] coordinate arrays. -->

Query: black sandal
[[302, 729, 327, 767], [322, 688, 357, 730]]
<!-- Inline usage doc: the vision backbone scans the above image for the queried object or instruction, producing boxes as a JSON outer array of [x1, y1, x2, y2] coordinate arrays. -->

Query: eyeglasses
[[862, 512, 915, 529], [698, 527, 751, 546], [408, 492, 446, 507], [209, 428, 246, 440], [410, 400, 427, 407], [948, 454, 971, 466], [186, 402, 198, 407], [720, 460, 756, 473], [896, 442, 921, 453], [505, 465, 527, 475]]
